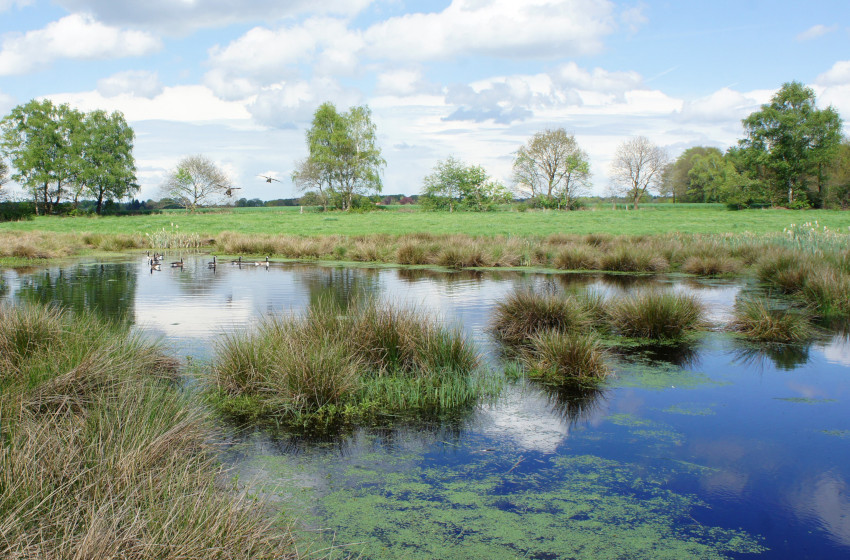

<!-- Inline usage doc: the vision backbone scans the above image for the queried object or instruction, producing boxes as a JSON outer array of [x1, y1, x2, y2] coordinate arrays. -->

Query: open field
[[3, 204, 850, 237]]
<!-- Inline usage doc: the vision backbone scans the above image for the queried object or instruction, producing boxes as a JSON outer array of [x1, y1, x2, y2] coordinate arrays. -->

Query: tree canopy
[[512, 128, 590, 209], [293, 102, 385, 211], [738, 81, 842, 207], [160, 155, 232, 212], [421, 156, 512, 212], [609, 136, 668, 209], [0, 99, 138, 214]]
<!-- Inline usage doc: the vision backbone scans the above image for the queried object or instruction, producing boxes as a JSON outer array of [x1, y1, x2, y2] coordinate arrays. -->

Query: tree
[[296, 102, 385, 211], [160, 155, 232, 212], [609, 136, 668, 209], [291, 156, 331, 211], [825, 139, 850, 208], [512, 128, 590, 209], [660, 146, 722, 203], [0, 158, 8, 199], [421, 156, 512, 211], [73, 110, 138, 214], [1, 99, 81, 214], [739, 81, 843, 207]]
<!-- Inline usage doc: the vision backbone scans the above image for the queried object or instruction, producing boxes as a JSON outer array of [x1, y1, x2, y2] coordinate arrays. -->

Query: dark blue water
[[3, 255, 849, 559]]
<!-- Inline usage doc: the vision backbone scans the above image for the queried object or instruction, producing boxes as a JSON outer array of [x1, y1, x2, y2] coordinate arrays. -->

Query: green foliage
[[420, 156, 511, 211], [739, 81, 843, 207], [293, 102, 385, 211], [160, 154, 232, 212], [512, 128, 591, 207], [660, 146, 722, 202]]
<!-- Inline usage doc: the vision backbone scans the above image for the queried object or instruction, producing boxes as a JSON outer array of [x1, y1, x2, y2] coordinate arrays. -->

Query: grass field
[[2, 204, 850, 238]]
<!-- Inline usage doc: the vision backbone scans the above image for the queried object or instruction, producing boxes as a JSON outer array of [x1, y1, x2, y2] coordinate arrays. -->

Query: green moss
[[774, 397, 838, 404], [611, 362, 721, 391], [662, 404, 717, 416], [821, 429, 850, 438]]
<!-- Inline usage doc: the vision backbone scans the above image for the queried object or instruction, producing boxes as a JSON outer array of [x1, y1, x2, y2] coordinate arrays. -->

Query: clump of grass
[[756, 251, 809, 293], [522, 330, 609, 381], [607, 290, 704, 340], [600, 246, 669, 273], [553, 246, 600, 270], [800, 266, 850, 316], [396, 241, 428, 265], [0, 303, 295, 560], [211, 300, 484, 422], [492, 289, 591, 346], [731, 297, 816, 343]]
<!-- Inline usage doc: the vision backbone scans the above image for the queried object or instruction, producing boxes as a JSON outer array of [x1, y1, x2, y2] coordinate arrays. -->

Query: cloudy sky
[[1, 0, 849, 201]]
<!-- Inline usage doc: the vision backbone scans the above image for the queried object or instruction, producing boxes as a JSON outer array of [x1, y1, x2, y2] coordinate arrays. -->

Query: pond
[[2, 255, 849, 559]]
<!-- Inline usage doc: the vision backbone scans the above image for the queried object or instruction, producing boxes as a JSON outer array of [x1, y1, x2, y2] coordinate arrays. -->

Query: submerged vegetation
[[210, 300, 488, 424], [0, 304, 296, 559]]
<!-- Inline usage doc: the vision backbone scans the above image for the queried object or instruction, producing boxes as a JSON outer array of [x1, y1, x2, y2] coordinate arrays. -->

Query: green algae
[[662, 403, 717, 416], [821, 429, 850, 438], [305, 453, 765, 559], [773, 397, 838, 404], [610, 361, 722, 391]]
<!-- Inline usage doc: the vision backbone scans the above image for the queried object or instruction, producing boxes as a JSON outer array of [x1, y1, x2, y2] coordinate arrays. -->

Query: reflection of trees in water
[[396, 267, 487, 285], [0, 273, 7, 300], [14, 263, 138, 325], [297, 266, 381, 311], [535, 380, 608, 426], [598, 273, 663, 292], [732, 342, 811, 371]]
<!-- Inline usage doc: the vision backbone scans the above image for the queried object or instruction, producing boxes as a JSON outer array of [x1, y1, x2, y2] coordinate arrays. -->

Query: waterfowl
[[258, 175, 281, 183], [208, 256, 217, 268], [231, 256, 243, 265], [171, 257, 184, 268], [254, 256, 270, 267]]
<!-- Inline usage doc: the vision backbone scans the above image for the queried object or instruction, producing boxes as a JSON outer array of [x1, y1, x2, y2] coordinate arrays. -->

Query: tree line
[[1, 80, 846, 214]]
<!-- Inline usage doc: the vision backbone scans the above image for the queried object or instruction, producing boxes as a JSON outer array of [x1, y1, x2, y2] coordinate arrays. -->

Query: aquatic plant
[[681, 254, 740, 276], [731, 297, 816, 343], [607, 290, 704, 340], [0, 303, 295, 560], [492, 289, 591, 346], [522, 330, 610, 381]]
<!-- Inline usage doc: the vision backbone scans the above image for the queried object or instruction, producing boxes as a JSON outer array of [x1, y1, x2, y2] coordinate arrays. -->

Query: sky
[[0, 0, 849, 202]]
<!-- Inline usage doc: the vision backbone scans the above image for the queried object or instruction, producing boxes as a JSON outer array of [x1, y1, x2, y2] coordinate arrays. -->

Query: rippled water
[[3, 255, 850, 559]]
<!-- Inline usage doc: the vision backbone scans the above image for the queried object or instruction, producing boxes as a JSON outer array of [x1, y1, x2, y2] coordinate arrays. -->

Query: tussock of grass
[[0, 303, 296, 560], [492, 290, 591, 347], [731, 298, 816, 343], [553, 246, 600, 270], [522, 330, 610, 381], [681, 255, 740, 276], [607, 290, 704, 340], [211, 300, 484, 422]]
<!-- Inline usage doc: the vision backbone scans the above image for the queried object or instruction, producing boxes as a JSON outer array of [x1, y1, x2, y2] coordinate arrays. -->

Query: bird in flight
[[225, 187, 242, 197], [258, 175, 282, 183]]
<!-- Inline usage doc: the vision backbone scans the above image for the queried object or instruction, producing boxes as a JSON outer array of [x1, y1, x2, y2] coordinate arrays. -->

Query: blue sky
[[1, 0, 848, 201]]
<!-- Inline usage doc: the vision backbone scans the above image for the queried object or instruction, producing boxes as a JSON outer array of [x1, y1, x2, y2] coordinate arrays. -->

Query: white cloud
[[0, 14, 161, 76], [54, 0, 374, 34], [247, 77, 362, 128], [816, 60, 850, 86], [796, 24, 837, 42], [0, 0, 33, 12], [679, 87, 765, 123], [97, 70, 163, 98], [375, 68, 432, 96], [44, 85, 251, 122], [363, 0, 619, 61]]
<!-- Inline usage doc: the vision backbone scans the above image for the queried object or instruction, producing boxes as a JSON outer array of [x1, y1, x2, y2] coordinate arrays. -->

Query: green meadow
[[2, 204, 850, 238]]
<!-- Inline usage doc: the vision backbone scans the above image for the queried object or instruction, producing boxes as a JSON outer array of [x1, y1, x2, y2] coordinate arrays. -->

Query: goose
[[171, 257, 184, 268], [150, 262, 161, 273], [231, 256, 243, 265], [254, 256, 270, 267], [208, 256, 217, 268], [258, 175, 281, 183]]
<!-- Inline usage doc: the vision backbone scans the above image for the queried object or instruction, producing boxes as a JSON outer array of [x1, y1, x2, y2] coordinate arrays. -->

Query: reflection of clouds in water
[[137, 300, 254, 339], [475, 384, 569, 454], [790, 472, 850, 548], [821, 336, 850, 367], [700, 469, 749, 500], [670, 282, 742, 325]]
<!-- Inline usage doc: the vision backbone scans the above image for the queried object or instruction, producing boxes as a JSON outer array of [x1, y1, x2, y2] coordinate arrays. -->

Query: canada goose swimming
[[150, 263, 161, 273], [254, 256, 270, 266], [231, 256, 242, 265], [208, 256, 217, 268], [171, 257, 184, 268]]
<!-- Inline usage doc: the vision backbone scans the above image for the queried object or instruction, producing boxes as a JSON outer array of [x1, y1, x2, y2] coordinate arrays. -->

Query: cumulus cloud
[[204, 18, 360, 100], [679, 87, 764, 123], [363, 0, 620, 61], [796, 24, 837, 42], [0, 14, 161, 75], [0, 0, 33, 12], [816, 60, 850, 86], [247, 77, 362, 129], [375, 68, 436, 97], [97, 70, 163, 98], [54, 0, 374, 34]]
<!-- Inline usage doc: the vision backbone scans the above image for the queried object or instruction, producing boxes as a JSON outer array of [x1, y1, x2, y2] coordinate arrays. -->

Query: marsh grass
[[0, 303, 296, 560], [607, 290, 704, 340], [521, 330, 610, 381], [731, 297, 816, 343], [492, 290, 591, 347], [211, 300, 485, 423]]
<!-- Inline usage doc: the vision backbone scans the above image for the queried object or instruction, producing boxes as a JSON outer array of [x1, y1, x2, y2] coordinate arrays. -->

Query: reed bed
[[731, 297, 816, 343], [0, 303, 297, 560], [211, 300, 486, 423]]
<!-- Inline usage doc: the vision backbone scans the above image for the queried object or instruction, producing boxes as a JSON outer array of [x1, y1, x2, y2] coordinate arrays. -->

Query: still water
[[2, 255, 849, 559]]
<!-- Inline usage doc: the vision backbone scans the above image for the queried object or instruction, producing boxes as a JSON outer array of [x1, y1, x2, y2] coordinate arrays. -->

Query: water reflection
[[732, 342, 812, 371], [300, 266, 379, 310], [536, 380, 609, 425], [14, 262, 138, 324]]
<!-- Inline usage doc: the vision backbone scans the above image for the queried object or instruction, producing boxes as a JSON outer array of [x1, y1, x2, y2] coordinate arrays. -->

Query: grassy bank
[[3, 204, 850, 237], [0, 304, 297, 559], [210, 300, 491, 425]]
